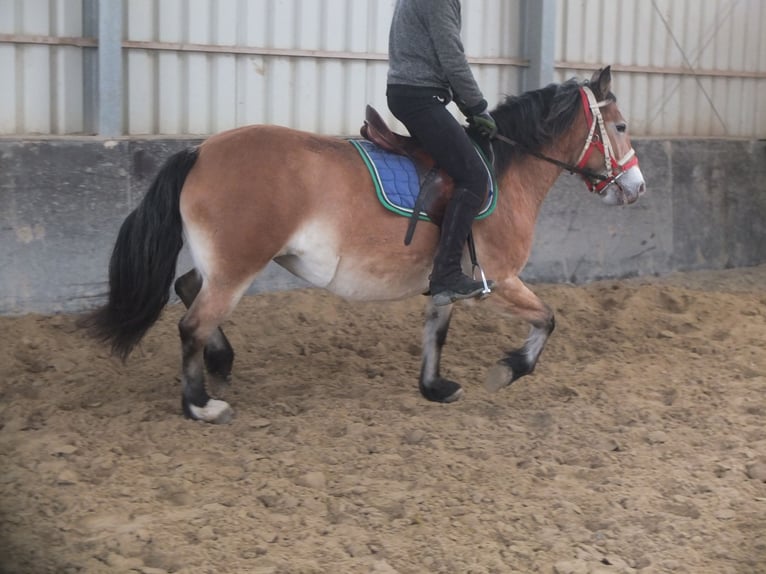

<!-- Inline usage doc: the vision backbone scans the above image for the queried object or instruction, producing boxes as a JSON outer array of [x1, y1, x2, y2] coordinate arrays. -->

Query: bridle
[[492, 85, 638, 194], [573, 86, 639, 193]]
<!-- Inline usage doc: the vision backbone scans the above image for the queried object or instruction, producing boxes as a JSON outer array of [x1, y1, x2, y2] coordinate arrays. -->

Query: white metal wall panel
[[3, 0, 762, 137], [122, 0, 524, 136], [52, 1, 85, 134], [464, 0, 524, 107], [555, 0, 766, 137], [0, 0, 85, 134]]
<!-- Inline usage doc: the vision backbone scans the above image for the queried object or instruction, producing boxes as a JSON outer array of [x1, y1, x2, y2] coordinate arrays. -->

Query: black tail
[[82, 147, 199, 360]]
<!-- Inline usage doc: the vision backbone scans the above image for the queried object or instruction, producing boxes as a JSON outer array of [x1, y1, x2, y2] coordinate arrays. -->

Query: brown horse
[[83, 67, 645, 424]]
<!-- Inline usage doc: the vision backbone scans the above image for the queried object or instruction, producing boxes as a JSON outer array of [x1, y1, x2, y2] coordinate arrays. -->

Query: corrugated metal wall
[[0, 0, 86, 134], [0, 0, 764, 137], [122, 0, 523, 135], [556, 0, 766, 137]]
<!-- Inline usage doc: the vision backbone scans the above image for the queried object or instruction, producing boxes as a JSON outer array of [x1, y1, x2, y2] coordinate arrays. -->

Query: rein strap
[[493, 133, 610, 182]]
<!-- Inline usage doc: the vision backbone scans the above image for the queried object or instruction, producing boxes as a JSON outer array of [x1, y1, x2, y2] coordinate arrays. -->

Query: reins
[[492, 132, 611, 182]]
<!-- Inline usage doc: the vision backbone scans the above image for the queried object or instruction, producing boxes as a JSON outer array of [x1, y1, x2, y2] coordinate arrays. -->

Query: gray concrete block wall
[[526, 139, 766, 281], [1, 138, 764, 315], [669, 140, 766, 270]]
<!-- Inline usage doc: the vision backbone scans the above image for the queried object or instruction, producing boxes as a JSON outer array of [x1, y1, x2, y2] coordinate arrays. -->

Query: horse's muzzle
[[601, 166, 646, 206]]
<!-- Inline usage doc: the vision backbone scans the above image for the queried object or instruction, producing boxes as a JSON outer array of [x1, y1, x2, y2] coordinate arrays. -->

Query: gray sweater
[[387, 0, 487, 115]]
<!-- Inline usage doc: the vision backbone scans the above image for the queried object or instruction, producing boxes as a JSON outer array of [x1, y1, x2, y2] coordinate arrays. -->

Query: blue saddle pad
[[350, 139, 497, 221]]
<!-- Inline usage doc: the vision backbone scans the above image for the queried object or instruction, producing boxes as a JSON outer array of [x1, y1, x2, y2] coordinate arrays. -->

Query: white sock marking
[[189, 399, 233, 423]]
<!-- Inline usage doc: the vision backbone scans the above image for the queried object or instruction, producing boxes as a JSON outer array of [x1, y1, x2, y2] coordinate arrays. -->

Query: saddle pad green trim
[[350, 139, 498, 222]]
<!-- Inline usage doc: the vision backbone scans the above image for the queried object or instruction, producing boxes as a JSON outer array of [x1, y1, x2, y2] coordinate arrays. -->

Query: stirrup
[[466, 232, 492, 299], [430, 274, 495, 306], [472, 262, 493, 299]]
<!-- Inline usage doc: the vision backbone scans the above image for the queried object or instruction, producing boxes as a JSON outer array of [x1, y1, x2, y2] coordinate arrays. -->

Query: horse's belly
[[276, 252, 428, 302], [277, 217, 431, 302], [329, 259, 429, 301]]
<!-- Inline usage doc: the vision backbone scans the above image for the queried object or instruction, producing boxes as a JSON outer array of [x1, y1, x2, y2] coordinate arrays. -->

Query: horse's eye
[[616, 123, 627, 133]]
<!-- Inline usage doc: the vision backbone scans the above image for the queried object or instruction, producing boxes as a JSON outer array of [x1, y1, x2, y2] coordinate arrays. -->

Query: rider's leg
[[387, 93, 493, 305], [428, 186, 489, 305]]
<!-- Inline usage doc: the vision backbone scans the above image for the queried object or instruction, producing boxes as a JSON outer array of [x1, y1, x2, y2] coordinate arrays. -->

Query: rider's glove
[[469, 111, 498, 139]]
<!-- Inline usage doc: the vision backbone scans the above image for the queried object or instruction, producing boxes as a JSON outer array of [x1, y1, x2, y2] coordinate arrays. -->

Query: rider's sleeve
[[424, 0, 487, 115]]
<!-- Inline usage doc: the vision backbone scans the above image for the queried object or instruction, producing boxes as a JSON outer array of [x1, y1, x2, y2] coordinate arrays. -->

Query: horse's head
[[574, 67, 646, 206]]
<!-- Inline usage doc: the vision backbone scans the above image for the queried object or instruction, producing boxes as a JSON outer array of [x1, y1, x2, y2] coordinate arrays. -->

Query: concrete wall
[[1, 137, 765, 315]]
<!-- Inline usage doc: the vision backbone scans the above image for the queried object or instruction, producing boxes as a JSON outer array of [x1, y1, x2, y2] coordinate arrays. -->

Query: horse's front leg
[[485, 276, 556, 391], [419, 300, 464, 402]]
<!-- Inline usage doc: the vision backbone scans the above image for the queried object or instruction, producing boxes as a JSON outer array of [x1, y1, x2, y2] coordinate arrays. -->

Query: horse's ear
[[589, 66, 612, 99]]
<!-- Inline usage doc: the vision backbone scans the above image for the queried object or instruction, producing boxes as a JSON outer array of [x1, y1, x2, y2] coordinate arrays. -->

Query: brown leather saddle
[[361, 105, 472, 245]]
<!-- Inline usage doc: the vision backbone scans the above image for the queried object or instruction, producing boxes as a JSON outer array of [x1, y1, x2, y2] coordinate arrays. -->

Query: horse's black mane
[[486, 78, 590, 174]]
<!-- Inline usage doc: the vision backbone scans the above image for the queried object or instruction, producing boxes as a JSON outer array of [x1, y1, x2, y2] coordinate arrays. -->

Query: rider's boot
[[429, 189, 494, 306]]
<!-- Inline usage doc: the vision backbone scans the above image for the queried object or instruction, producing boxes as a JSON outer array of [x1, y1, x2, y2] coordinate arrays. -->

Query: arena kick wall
[[2, 2, 764, 313], [1, 137, 764, 315]]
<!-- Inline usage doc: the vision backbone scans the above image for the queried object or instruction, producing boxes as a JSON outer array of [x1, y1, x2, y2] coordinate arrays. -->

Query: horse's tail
[[82, 147, 199, 360]]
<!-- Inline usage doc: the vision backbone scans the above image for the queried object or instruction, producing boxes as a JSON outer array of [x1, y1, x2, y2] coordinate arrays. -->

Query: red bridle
[[573, 86, 639, 194]]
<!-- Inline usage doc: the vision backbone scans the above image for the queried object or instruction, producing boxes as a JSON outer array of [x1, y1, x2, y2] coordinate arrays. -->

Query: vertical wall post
[[96, 0, 123, 137], [523, 0, 556, 91]]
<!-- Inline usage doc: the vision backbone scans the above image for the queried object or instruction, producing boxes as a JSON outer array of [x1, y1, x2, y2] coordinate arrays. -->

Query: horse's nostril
[[639, 182, 646, 195]]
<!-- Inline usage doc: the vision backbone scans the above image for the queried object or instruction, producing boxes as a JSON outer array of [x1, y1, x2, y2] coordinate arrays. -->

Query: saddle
[[360, 105, 464, 244]]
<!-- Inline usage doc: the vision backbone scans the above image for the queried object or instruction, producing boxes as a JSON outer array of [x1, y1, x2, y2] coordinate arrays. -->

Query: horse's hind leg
[[178, 279, 248, 424], [419, 300, 463, 403], [175, 269, 234, 380]]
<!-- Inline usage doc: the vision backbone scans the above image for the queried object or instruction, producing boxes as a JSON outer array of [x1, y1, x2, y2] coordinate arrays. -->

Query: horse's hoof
[[485, 363, 513, 392], [420, 378, 464, 403], [187, 399, 235, 424]]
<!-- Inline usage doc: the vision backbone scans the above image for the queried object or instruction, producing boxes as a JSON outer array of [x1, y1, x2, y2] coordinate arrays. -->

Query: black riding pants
[[387, 93, 488, 209]]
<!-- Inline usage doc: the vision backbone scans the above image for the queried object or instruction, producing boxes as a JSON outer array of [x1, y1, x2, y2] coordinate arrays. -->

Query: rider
[[387, 0, 498, 306]]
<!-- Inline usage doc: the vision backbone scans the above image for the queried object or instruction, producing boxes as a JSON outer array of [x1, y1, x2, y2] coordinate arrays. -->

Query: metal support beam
[[523, 0, 556, 91], [96, 0, 123, 137]]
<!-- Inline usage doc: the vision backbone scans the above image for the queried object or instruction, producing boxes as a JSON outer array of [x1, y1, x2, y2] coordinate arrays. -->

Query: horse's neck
[[497, 153, 563, 217], [494, 127, 584, 217]]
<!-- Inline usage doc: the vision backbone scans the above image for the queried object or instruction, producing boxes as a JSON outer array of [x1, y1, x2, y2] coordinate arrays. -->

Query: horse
[[82, 66, 645, 424]]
